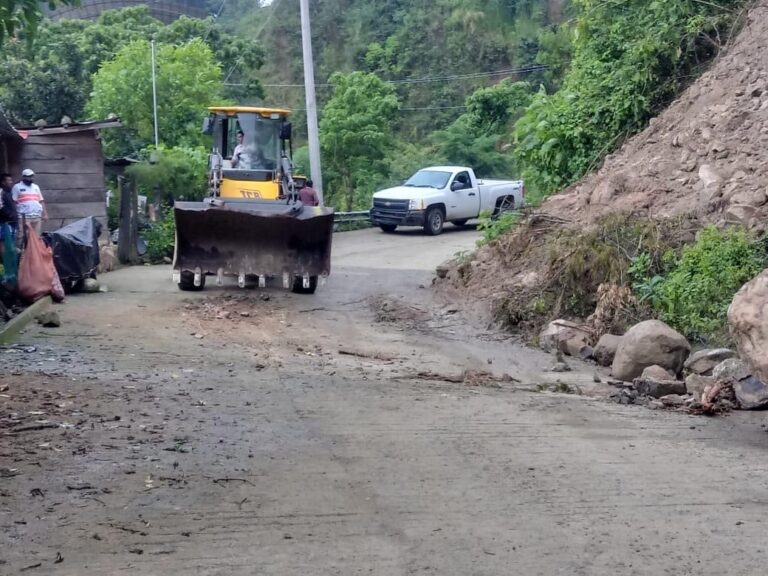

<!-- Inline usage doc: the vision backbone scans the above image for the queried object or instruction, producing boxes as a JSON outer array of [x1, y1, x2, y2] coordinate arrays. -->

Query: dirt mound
[[438, 0, 768, 332]]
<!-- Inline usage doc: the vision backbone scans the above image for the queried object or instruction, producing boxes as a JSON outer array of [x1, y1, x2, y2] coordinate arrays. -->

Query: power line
[[400, 105, 468, 111], [226, 64, 549, 88]]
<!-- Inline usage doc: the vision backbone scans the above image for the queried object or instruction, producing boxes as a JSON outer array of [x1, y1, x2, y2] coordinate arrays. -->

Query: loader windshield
[[231, 113, 281, 171]]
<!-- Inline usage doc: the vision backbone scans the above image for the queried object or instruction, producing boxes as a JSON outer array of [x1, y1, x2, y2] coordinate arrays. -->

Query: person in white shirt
[[12, 168, 47, 237]]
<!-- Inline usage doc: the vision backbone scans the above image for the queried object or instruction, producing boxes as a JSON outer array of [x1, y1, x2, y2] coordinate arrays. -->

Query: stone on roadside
[[435, 260, 452, 279], [611, 320, 690, 381], [593, 334, 622, 367], [728, 269, 768, 383], [659, 394, 687, 407], [684, 348, 736, 376], [732, 375, 768, 410], [634, 364, 687, 398], [685, 373, 714, 400], [36, 311, 61, 328], [712, 358, 750, 382], [539, 319, 592, 357]]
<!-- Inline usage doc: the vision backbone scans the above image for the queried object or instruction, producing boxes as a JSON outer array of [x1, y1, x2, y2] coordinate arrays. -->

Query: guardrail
[[334, 210, 370, 224]]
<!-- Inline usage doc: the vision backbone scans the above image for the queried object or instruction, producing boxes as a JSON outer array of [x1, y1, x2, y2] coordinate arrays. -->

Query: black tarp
[[43, 217, 102, 288]]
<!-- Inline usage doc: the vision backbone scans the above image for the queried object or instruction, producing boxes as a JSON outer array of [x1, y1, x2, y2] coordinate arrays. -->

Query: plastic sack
[[1, 224, 17, 285], [18, 223, 54, 303], [51, 266, 65, 303]]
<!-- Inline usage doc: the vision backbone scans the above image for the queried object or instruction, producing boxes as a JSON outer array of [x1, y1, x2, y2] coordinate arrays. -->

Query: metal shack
[[0, 118, 121, 232]]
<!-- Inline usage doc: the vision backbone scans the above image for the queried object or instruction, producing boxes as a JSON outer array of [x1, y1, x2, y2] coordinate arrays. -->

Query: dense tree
[[87, 39, 224, 157], [0, 7, 263, 125], [0, 0, 77, 42], [319, 72, 399, 209]]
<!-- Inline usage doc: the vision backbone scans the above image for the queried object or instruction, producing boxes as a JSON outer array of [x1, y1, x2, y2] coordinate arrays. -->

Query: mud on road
[[2, 227, 768, 575]]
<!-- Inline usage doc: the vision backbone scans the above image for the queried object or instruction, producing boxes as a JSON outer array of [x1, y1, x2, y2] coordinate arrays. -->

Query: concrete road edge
[[0, 296, 52, 344]]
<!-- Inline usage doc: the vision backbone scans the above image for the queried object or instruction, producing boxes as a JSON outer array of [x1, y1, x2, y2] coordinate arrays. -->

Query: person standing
[[12, 168, 47, 237], [298, 179, 319, 206], [0, 173, 17, 262]]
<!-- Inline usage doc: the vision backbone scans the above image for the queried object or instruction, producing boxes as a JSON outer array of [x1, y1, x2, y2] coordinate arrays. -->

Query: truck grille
[[372, 198, 409, 221]]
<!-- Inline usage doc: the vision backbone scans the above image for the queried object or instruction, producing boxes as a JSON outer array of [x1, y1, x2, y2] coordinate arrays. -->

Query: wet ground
[[2, 226, 768, 575]]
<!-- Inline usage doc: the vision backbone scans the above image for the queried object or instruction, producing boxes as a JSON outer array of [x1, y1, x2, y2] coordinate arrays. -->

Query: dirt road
[[2, 227, 768, 575]]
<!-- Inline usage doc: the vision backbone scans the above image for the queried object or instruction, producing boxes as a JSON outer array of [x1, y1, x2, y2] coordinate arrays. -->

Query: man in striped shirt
[[12, 168, 47, 236]]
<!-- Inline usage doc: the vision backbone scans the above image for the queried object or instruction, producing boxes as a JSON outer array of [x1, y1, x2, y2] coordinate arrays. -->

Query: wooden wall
[[14, 130, 107, 233]]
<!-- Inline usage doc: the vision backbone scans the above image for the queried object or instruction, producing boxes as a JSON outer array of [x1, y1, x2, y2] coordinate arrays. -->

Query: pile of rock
[[538, 272, 768, 412]]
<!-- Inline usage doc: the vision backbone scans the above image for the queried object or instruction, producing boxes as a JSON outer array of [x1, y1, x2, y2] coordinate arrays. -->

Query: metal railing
[[333, 210, 370, 224]]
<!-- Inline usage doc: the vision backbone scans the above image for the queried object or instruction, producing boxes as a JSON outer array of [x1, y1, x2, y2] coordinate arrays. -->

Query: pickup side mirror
[[450, 181, 463, 192]]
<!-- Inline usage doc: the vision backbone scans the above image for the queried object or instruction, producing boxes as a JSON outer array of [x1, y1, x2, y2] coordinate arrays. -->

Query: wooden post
[[117, 176, 138, 264]]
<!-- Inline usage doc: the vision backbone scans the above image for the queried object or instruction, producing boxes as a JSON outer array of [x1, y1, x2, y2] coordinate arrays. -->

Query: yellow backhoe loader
[[172, 106, 333, 293]]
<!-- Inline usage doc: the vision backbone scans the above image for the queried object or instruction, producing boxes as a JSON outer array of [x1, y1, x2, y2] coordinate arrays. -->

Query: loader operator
[[232, 130, 268, 170]]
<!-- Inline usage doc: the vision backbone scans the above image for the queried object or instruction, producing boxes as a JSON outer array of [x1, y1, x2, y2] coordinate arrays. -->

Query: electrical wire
[[225, 64, 549, 88]]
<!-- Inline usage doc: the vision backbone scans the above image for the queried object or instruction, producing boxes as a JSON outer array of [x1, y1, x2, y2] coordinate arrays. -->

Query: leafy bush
[[514, 0, 747, 197], [655, 226, 765, 342], [477, 209, 520, 246], [144, 209, 176, 263], [127, 146, 209, 204]]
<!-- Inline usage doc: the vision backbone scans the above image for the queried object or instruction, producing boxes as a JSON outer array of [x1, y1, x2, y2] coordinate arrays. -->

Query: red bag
[[18, 223, 54, 303]]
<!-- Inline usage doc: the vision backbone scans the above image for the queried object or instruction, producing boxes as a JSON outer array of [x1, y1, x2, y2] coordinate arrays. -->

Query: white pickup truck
[[369, 166, 524, 235]]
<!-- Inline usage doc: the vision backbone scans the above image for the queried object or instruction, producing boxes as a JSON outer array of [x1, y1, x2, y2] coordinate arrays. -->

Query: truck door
[[449, 171, 481, 219]]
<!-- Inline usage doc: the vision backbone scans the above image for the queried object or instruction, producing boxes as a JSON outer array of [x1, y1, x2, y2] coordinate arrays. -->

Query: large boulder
[[634, 365, 687, 398], [712, 358, 751, 382], [593, 334, 622, 367], [611, 320, 691, 381], [684, 348, 736, 376], [728, 269, 768, 383], [732, 376, 768, 410], [539, 319, 592, 357]]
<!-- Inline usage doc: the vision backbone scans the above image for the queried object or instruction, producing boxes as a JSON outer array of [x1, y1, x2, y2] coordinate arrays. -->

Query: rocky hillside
[[438, 0, 768, 331]]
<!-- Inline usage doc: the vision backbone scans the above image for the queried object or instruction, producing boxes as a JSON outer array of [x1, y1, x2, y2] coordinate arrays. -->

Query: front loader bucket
[[173, 199, 334, 281]]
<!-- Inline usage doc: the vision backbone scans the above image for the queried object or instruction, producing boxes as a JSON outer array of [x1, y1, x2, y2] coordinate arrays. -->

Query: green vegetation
[[88, 39, 224, 158], [514, 0, 746, 196], [143, 210, 176, 263], [126, 146, 209, 203], [319, 72, 400, 210], [0, 7, 263, 129], [631, 227, 766, 343], [0, 0, 77, 43]]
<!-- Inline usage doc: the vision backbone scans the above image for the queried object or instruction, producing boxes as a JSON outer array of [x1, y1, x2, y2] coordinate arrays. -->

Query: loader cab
[[206, 106, 293, 200]]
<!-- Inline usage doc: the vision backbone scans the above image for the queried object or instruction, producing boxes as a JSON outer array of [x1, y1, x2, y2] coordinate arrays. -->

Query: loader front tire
[[292, 275, 318, 294], [178, 271, 206, 291]]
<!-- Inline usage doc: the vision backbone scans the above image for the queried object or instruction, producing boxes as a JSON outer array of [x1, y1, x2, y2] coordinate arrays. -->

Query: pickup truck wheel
[[424, 206, 445, 236], [493, 196, 515, 219], [379, 224, 397, 233], [452, 219, 469, 227]]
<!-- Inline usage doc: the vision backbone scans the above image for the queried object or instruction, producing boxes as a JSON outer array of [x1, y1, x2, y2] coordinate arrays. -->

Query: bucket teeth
[[238, 273, 246, 288], [258, 275, 266, 288]]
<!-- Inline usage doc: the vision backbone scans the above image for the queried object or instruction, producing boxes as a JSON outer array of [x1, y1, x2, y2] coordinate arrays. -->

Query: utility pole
[[150, 39, 160, 148], [299, 0, 323, 205]]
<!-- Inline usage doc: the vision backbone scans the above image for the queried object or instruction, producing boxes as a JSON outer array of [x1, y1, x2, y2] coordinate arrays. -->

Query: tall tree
[[319, 71, 399, 209], [87, 38, 225, 157], [0, 0, 78, 42], [0, 7, 263, 125]]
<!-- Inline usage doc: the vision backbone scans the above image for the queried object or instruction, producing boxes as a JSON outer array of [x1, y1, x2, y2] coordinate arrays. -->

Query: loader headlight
[[409, 199, 424, 210]]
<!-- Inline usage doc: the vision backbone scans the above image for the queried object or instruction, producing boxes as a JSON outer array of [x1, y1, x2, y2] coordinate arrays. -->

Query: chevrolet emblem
[[385, 201, 391, 206]]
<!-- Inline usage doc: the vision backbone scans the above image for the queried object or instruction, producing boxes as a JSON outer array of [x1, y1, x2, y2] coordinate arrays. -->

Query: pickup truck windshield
[[404, 170, 451, 189]]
